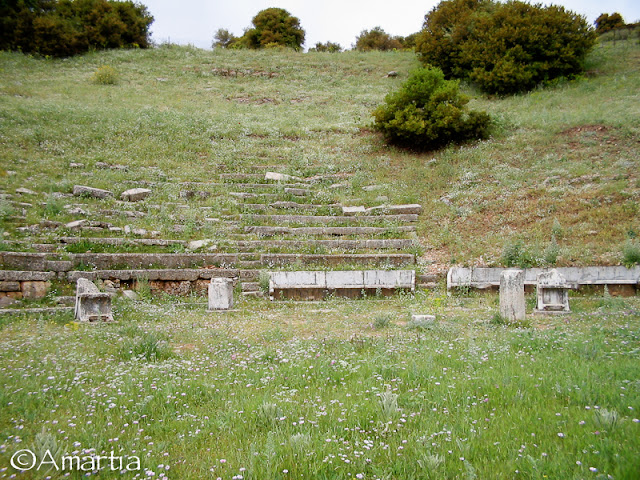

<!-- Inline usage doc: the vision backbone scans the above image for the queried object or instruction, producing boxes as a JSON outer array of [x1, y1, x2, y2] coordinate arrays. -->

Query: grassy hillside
[[1, 41, 639, 480], [1, 39, 639, 269]]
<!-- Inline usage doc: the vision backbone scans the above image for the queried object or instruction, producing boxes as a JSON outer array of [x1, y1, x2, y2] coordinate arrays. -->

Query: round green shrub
[[416, 0, 596, 95], [372, 66, 491, 150]]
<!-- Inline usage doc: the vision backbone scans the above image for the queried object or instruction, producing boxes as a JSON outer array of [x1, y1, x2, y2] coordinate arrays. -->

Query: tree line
[[0, 0, 153, 57]]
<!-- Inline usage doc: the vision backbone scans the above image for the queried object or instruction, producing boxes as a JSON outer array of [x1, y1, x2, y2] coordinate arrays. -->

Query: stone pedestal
[[208, 278, 234, 310], [75, 278, 113, 322], [499, 269, 525, 322], [535, 269, 571, 314]]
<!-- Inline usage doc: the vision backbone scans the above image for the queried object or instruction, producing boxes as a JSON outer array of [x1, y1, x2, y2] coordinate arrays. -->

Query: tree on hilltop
[[0, 0, 153, 57], [354, 27, 402, 51], [242, 7, 305, 50], [595, 13, 625, 34], [212, 28, 237, 48], [415, 0, 596, 95]]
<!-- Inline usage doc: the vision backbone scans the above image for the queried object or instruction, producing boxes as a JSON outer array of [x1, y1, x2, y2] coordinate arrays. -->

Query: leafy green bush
[[0, 0, 153, 57], [372, 66, 491, 150], [502, 240, 536, 268], [622, 241, 640, 267], [310, 41, 343, 53], [373, 313, 393, 329], [120, 330, 173, 362], [355, 27, 402, 51], [416, 0, 596, 95], [91, 65, 119, 85]]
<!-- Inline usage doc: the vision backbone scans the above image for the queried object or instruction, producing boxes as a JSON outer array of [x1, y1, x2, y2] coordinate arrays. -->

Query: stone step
[[229, 192, 280, 200], [241, 282, 261, 292], [244, 226, 416, 237], [260, 253, 415, 267], [343, 204, 423, 216], [238, 214, 419, 225], [239, 260, 262, 268], [417, 282, 438, 290], [58, 237, 186, 247], [240, 202, 341, 212], [15, 238, 417, 253], [232, 239, 416, 251], [0, 252, 238, 271], [417, 273, 439, 283], [238, 253, 260, 261], [124, 181, 309, 190], [68, 269, 259, 282], [219, 173, 265, 182]]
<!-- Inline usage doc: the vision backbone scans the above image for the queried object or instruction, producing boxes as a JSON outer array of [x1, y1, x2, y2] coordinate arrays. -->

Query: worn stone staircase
[[1, 168, 437, 306]]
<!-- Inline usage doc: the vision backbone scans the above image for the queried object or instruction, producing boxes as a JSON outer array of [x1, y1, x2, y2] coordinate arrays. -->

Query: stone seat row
[[0, 251, 415, 271]]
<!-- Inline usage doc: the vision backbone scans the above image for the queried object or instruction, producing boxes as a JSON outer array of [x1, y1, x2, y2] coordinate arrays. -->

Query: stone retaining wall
[[269, 270, 415, 300], [448, 266, 640, 296]]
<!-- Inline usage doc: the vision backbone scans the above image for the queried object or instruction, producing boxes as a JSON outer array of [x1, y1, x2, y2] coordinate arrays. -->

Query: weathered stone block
[[265, 172, 301, 182], [326, 271, 364, 289], [21, 281, 50, 299], [121, 188, 151, 202], [75, 278, 113, 322], [284, 188, 309, 196], [65, 219, 88, 229], [73, 185, 114, 199], [342, 206, 366, 216], [0, 295, 20, 307], [365, 270, 415, 290], [0, 281, 21, 292], [499, 270, 525, 322], [208, 278, 234, 310]]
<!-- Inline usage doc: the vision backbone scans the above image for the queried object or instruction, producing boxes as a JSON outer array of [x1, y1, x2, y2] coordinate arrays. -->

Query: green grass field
[[1, 34, 640, 479], [0, 293, 639, 479]]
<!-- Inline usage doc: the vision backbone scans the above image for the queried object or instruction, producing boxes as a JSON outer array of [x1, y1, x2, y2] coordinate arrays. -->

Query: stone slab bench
[[448, 266, 640, 295], [269, 270, 415, 301], [75, 278, 113, 322], [240, 214, 419, 225], [261, 253, 415, 267], [244, 226, 416, 237]]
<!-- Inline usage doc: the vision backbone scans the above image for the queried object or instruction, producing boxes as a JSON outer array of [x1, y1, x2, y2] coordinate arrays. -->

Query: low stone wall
[[448, 266, 640, 296], [0, 271, 55, 300], [269, 270, 415, 300], [69, 269, 259, 296]]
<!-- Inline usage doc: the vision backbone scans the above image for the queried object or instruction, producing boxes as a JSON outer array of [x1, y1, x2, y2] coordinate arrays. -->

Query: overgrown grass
[[0, 40, 638, 265], [0, 295, 638, 478]]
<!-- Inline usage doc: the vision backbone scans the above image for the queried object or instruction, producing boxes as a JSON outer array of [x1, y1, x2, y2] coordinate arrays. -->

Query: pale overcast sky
[[140, 0, 640, 50]]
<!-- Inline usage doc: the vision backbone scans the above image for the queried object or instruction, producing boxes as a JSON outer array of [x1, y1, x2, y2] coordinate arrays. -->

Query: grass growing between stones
[[0, 39, 638, 267], [0, 294, 639, 479]]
